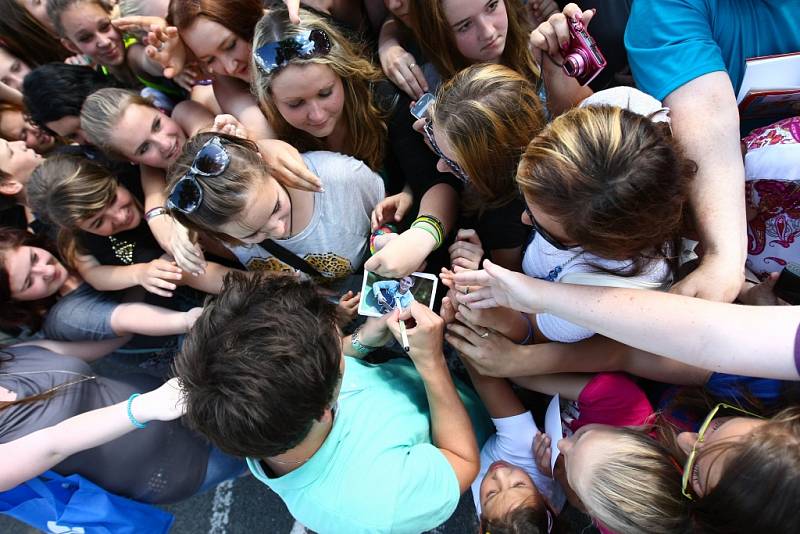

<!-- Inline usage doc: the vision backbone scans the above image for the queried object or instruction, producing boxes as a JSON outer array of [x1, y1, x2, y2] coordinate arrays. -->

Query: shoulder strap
[[259, 239, 324, 278]]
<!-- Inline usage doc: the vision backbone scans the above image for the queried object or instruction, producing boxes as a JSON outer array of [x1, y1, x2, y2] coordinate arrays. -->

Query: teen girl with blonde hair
[[252, 6, 462, 279], [424, 63, 546, 271]]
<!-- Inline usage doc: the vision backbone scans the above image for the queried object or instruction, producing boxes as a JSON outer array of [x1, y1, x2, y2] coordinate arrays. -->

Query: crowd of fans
[[1, 0, 799, 533]]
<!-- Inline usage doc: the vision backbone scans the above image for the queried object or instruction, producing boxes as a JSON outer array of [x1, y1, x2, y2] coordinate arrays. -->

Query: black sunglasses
[[423, 119, 469, 183], [253, 29, 333, 76], [524, 203, 577, 251], [167, 136, 230, 214]]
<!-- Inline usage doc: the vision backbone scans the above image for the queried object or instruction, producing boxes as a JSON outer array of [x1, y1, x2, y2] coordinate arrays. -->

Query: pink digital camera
[[561, 16, 607, 86]]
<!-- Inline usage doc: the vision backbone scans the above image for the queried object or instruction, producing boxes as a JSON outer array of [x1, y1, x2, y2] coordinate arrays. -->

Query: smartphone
[[774, 263, 800, 305], [410, 93, 435, 120]]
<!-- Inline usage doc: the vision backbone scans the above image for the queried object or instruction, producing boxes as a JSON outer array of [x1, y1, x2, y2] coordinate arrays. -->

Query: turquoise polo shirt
[[625, 0, 800, 100], [247, 356, 491, 534]]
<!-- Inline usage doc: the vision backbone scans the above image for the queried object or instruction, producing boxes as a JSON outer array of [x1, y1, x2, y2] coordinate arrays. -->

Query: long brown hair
[[0, 0, 70, 66], [433, 63, 545, 214], [517, 105, 696, 275], [406, 0, 540, 85], [167, 0, 263, 42], [658, 388, 800, 534], [0, 227, 60, 333], [251, 6, 388, 171]]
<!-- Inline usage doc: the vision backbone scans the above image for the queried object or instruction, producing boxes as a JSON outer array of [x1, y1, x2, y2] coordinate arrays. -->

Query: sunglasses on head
[[681, 402, 763, 499], [423, 119, 469, 184], [167, 136, 230, 214], [253, 29, 333, 76], [524, 203, 577, 251]]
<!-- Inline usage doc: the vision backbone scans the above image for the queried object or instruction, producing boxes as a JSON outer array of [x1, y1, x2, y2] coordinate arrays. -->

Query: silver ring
[[480, 331, 490, 339], [156, 42, 165, 52], [409, 63, 417, 69], [462, 287, 470, 295]]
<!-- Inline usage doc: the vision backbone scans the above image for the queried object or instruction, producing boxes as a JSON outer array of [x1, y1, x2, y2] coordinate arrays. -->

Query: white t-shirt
[[521, 87, 673, 342], [523, 233, 671, 342], [471, 412, 565, 516], [228, 151, 384, 290]]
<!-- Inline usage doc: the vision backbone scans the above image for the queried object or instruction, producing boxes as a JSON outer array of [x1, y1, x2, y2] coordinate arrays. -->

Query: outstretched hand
[[452, 259, 544, 314]]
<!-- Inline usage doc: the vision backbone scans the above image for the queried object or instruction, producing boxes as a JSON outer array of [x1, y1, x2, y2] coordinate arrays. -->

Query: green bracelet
[[411, 221, 442, 248]]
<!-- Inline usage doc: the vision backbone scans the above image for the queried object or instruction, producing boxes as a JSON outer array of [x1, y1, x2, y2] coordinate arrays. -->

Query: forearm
[[184, 261, 231, 294], [418, 359, 479, 484], [419, 183, 458, 236], [541, 59, 592, 116], [537, 282, 800, 379], [378, 17, 406, 54], [79, 263, 142, 292], [214, 77, 275, 140], [14, 337, 131, 362], [494, 309, 530, 341], [462, 359, 525, 418], [665, 73, 747, 263], [0, 391, 161, 491], [110, 303, 191, 336]]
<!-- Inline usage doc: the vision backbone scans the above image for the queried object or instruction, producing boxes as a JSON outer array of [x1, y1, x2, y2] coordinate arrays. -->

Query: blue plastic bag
[[0, 471, 173, 534]]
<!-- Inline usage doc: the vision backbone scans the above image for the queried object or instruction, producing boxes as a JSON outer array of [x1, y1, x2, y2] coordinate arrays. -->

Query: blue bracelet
[[127, 393, 148, 429], [519, 313, 534, 345]]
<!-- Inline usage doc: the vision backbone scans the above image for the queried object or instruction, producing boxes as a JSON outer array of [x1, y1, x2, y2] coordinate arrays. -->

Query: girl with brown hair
[[0, 226, 201, 341], [26, 154, 231, 298], [422, 63, 546, 271], [442, 90, 693, 345]]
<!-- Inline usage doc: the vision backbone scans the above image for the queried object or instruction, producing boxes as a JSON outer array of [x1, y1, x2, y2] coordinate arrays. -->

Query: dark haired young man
[[22, 63, 116, 144], [175, 273, 491, 534]]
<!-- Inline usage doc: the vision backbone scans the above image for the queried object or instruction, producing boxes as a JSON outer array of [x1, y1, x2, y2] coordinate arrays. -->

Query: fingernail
[[591, 8, 597, 14]]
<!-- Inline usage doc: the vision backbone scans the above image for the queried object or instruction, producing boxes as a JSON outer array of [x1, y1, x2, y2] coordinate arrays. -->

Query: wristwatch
[[351, 326, 380, 356]]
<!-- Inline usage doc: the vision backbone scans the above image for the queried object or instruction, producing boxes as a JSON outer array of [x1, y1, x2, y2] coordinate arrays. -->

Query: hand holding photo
[[358, 271, 438, 318]]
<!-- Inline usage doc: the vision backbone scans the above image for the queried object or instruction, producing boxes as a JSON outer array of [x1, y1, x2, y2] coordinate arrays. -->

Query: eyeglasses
[[681, 402, 763, 499], [524, 203, 577, 251], [253, 29, 333, 76], [167, 136, 230, 214], [423, 119, 469, 184]]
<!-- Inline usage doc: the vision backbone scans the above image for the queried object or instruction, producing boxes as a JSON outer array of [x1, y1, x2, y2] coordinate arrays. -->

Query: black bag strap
[[259, 239, 324, 278]]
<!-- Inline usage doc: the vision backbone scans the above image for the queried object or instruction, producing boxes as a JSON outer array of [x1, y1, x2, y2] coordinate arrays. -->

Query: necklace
[[1, 370, 96, 398], [543, 251, 584, 282]]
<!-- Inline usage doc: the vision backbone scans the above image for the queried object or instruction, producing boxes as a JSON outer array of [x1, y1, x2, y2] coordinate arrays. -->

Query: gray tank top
[[0, 346, 210, 504]]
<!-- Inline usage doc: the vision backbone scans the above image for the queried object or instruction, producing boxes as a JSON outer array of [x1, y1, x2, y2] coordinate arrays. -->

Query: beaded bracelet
[[127, 393, 148, 429]]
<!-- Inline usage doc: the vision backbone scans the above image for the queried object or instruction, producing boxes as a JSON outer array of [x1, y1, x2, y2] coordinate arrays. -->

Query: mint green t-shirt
[[625, 0, 800, 100], [247, 357, 492, 534]]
